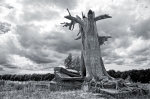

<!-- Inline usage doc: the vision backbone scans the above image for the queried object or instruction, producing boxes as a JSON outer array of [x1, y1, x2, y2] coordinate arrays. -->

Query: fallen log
[[54, 67, 81, 77]]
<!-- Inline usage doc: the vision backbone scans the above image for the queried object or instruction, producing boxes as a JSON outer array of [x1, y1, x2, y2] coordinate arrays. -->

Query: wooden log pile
[[49, 67, 84, 91], [53, 67, 83, 82], [54, 67, 81, 77]]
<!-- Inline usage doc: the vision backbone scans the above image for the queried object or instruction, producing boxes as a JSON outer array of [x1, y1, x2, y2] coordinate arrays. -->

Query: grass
[[0, 80, 150, 99]]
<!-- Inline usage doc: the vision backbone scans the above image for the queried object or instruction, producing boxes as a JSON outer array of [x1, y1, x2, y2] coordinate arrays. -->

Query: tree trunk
[[81, 11, 103, 81]]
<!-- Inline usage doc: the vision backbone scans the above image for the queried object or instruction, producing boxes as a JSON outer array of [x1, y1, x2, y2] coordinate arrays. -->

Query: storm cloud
[[20, 0, 78, 9], [0, 0, 150, 74], [0, 67, 3, 71]]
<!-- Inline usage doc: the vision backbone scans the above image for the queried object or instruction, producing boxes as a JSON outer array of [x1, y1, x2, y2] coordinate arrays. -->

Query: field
[[0, 80, 150, 99]]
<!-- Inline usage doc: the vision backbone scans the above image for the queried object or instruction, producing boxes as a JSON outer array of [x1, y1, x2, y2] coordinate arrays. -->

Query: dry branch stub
[[50, 67, 83, 91]]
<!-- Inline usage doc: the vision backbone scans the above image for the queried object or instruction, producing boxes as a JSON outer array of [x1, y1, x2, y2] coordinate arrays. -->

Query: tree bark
[[82, 10, 104, 81]]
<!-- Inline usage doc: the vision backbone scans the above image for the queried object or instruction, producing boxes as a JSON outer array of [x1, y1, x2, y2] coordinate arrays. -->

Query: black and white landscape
[[0, 0, 150, 98]]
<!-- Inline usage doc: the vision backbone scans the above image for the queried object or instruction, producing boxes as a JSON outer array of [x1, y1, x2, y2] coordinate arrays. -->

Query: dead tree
[[62, 9, 114, 83]]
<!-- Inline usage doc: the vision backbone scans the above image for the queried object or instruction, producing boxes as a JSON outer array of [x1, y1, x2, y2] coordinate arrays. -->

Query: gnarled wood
[[98, 36, 111, 45], [64, 15, 84, 26], [94, 14, 112, 21]]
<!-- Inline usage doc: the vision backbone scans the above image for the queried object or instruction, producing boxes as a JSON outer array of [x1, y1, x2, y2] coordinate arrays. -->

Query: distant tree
[[72, 56, 81, 72], [107, 70, 116, 77], [23, 74, 30, 81], [64, 53, 72, 69], [43, 73, 55, 81], [71, 58, 75, 69], [115, 71, 121, 78], [10, 74, 15, 81], [31, 73, 36, 80], [121, 71, 129, 79]]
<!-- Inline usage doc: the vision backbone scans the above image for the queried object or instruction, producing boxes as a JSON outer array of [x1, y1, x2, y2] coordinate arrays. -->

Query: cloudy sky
[[0, 0, 150, 74]]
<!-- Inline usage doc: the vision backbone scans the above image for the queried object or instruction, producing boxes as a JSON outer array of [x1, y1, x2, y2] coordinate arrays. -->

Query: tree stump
[[63, 9, 113, 82]]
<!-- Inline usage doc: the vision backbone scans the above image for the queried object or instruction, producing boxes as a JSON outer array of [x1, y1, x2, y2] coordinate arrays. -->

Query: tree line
[[0, 69, 150, 83], [1, 69, 149, 83], [107, 69, 150, 83], [0, 73, 54, 81]]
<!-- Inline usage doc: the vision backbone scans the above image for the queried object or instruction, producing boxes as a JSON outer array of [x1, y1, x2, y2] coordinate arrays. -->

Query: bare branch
[[65, 15, 83, 26], [69, 21, 76, 30], [98, 36, 111, 45], [60, 22, 70, 27], [75, 35, 81, 40], [82, 12, 84, 18], [94, 14, 112, 21], [67, 8, 71, 16], [60, 22, 76, 30], [61, 9, 82, 30], [77, 31, 80, 36]]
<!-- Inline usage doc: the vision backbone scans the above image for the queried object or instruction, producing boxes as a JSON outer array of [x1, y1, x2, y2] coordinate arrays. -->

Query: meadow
[[0, 80, 150, 99]]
